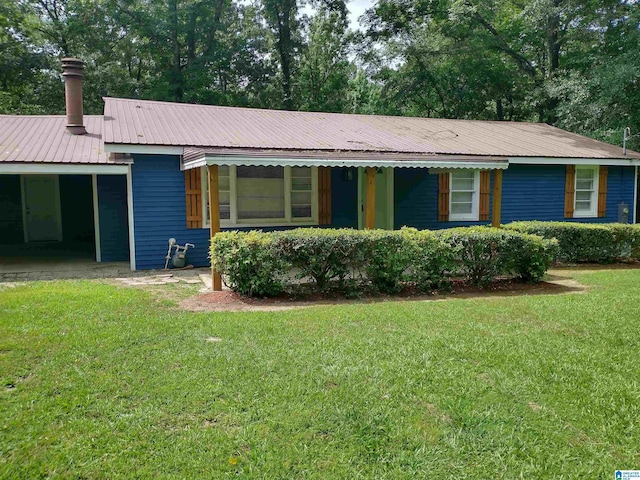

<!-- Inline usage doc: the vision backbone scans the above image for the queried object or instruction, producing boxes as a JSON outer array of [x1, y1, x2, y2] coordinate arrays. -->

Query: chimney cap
[[61, 58, 84, 77]]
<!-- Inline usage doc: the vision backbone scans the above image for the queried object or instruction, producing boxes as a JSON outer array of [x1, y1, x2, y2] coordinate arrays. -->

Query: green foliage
[[276, 228, 368, 291], [297, 8, 354, 113], [363, 229, 415, 293], [400, 227, 455, 292], [210, 230, 287, 297], [211, 227, 555, 296], [3, 0, 639, 152], [5, 271, 640, 477], [435, 227, 557, 286], [504, 221, 640, 264]]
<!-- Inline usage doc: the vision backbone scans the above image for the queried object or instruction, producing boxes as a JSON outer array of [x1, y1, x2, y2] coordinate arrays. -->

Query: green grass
[[1, 270, 640, 479]]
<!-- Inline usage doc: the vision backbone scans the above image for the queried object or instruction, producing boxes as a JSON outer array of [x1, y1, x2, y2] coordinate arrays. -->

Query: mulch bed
[[179, 277, 583, 312]]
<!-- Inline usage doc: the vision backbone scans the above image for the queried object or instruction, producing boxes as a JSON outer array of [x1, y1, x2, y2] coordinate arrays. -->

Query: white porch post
[[126, 165, 136, 271]]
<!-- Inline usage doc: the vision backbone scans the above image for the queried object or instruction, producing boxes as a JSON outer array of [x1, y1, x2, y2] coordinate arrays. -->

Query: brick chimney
[[61, 58, 87, 135]]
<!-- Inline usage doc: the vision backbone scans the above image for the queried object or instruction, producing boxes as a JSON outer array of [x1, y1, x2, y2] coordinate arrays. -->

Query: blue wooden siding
[[394, 169, 491, 229], [131, 159, 360, 269], [394, 164, 636, 230], [129, 156, 635, 269], [131, 155, 210, 269], [97, 175, 130, 262]]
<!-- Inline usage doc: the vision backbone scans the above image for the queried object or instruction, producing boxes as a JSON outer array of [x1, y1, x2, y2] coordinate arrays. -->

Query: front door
[[358, 167, 394, 229], [22, 175, 62, 242]]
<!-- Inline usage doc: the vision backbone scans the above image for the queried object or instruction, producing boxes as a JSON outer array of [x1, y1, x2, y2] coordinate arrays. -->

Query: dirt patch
[[179, 277, 586, 312], [528, 401, 543, 413], [423, 403, 452, 424]]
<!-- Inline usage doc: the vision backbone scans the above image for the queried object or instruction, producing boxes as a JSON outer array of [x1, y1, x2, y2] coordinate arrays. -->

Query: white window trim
[[202, 166, 319, 228], [449, 170, 480, 221], [573, 165, 599, 218]]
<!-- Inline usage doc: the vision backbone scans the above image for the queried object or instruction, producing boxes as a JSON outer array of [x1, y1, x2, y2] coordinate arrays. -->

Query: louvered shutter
[[185, 168, 203, 228], [479, 170, 491, 221], [564, 165, 576, 218], [318, 167, 332, 225], [597, 166, 608, 218], [438, 172, 450, 222]]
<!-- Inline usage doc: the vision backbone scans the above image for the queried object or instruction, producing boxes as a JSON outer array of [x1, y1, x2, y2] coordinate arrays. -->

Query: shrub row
[[210, 227, 557, 297], [503, 221, 640, 263]]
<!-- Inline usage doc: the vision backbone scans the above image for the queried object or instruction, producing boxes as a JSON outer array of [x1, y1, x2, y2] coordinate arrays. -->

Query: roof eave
[[182, 149, 509, 170]]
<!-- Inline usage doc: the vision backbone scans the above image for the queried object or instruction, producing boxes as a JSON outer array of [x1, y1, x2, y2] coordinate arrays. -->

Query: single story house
[[2, 58, 640, 284]]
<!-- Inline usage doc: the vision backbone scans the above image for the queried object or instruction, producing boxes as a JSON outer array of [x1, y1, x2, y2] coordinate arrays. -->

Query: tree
[[298, 8, 354, 112], [262, 0, 301, 109]]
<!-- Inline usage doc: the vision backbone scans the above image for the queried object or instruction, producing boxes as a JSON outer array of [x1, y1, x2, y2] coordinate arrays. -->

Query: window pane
[[576, 179, 593, 190], [451, 202, 473, 214], [291, 167, 311, 177], [220, 205, 230, 220], [292, 205, 312, 218], [219, 165, 230, 176], [237, 166, 283, 178], [218, 175, 230, 191], [575, 201, 591, 211], [575, 191, 592, 201], [292, 177, 312, 190], [451, 170, 474, 179], [291, 191, 311, 218], [451, 177, 474, 190], [576, 169, 594, 180], [237, 166, 284, 220], [451, 191, 473, 204], [291, 191, 311, 205]]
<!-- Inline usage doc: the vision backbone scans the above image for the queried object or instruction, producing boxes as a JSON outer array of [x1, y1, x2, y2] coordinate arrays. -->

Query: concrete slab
[[0, 259, 132, 282]]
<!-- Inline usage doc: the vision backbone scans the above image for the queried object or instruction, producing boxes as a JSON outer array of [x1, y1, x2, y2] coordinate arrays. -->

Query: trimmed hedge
[[210, 230, 287, 297], [503, 221, 640, 263], [211, 226, 557, 297], [436, 227, 558, 285]]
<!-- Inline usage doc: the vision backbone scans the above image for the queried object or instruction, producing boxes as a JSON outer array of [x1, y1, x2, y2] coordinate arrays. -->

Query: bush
[[503, 221, 640, 263], [211, 226, 556, 297], [401, 228, 454, 291], [364, 230, 415, 293], [276, 228, 370, 291], [210, 230, 288, 297], [435, 227, 557, 285]]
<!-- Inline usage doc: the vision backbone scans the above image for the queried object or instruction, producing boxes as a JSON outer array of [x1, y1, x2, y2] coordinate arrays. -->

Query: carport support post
[[492, 169, 503, 228], [365, 167, 376, 229], [207, 165, 223, 291]]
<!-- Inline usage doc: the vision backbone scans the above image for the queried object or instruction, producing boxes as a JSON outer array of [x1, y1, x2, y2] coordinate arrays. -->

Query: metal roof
[[103, 97, 640, 160], [0, 115, 116, 164]]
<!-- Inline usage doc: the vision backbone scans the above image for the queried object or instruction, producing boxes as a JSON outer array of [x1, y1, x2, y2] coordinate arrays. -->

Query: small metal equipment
[[164, 238, 195, 269]]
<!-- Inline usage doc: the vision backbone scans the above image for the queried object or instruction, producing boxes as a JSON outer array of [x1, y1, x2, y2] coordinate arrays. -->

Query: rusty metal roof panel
[[103, 97, 639, 159], [0, 115, 118, 164]]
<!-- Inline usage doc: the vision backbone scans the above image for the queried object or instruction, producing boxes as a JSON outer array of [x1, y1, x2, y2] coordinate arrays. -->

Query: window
[[573, 166, 599, 218], [449, 169, 480, 221], [202, 165, 318, 227]]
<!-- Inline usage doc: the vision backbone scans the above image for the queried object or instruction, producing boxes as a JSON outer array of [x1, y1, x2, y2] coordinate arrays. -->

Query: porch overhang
[[182, 148, 509, 171]]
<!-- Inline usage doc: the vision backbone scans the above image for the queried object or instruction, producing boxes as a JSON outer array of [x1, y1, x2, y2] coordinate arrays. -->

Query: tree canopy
[[1, 0, 639, 149]]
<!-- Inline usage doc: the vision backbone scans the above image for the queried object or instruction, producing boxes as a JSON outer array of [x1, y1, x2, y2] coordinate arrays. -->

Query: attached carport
[[0, 115, 134, 274]]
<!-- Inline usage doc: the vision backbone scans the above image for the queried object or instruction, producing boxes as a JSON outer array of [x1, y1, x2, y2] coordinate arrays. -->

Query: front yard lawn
[[1, 269, 640, 478]]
